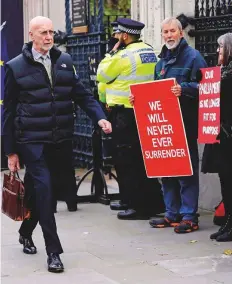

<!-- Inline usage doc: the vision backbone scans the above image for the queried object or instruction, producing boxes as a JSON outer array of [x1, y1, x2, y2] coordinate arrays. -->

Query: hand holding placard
[[130, 79, 192, 177]]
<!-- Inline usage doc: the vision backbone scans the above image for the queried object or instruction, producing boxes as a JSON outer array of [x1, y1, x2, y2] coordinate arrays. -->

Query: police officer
[[111, 21, 121, 39], [98, 22, 121, 104], [97, 18, 164, 219]]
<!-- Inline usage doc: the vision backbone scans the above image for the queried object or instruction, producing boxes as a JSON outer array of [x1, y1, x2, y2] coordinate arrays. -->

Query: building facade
[[23, 0, 66, 42]]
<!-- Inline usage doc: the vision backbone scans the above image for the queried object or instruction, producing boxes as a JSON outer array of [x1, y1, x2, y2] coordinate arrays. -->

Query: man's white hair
[[161, 17, 183, 31]]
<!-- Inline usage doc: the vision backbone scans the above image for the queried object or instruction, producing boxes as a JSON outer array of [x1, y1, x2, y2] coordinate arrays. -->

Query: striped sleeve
[[97, 54, 122, 83]]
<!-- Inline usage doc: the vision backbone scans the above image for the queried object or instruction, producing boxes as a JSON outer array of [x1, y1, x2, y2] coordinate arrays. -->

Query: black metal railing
[[65, 0, 130, 169], [195, 0, 232, 17], [190, 0, 232, 66], [104, 14, 130, 39]]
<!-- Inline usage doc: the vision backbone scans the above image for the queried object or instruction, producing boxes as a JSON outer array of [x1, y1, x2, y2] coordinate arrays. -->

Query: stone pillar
[[23, 0, 66, 42], [131, 0, 140, 21], [131, 0, 196, 51], [172, 0, 195, 47], [132, 0, 163, 54], [48, 0, 66, 33], [23, 0, 43, 42]]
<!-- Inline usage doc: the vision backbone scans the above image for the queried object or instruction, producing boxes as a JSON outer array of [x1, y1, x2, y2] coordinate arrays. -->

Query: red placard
[[130, 79, 193, 178], [198, 67, 221, 144]]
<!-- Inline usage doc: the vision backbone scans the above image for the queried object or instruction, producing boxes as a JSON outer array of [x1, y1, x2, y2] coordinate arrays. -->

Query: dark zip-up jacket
[[3, 42, 106, 155], [155, 38, 207, 140], [201, 60, 232, 174]]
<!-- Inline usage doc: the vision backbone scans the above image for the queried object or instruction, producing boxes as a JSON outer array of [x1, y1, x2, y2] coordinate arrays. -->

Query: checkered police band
[[118, 24, 142, 35], [113, 27, 120, 33]]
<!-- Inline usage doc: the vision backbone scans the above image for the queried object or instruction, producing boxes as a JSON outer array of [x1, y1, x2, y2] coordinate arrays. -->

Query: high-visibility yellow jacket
[[98, 82, 107, 103], [97, 41, 157, 108]]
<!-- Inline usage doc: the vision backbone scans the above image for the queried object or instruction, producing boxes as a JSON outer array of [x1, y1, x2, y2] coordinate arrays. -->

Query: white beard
[[42, 44, 53, 51], [165, 38, 181, 50]]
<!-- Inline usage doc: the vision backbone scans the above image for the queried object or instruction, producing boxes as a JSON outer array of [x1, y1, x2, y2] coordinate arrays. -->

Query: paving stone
[[1, 169, 232, 284]]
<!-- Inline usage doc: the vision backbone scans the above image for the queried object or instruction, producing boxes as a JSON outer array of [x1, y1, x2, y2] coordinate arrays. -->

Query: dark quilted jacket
[[3, 42, 106, 155]]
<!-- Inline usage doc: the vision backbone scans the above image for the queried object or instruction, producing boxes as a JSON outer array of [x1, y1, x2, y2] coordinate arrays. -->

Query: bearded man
[[149, 17, 207, 233]]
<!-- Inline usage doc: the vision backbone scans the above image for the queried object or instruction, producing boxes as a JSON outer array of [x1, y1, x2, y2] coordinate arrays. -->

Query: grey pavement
[[1, 169, 232, 284]]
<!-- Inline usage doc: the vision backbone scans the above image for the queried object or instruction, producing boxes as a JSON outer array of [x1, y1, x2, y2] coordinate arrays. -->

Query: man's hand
[[98, 119, 112, 134], [129, 93, 135, 106], [7, 154, 20, 172], [111, 41, 121, 52], [171, 84, 182, 97]]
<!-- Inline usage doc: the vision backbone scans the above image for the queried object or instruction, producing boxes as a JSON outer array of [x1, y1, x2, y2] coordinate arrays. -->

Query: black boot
[[210, 214, 231, 240], [216, 227, 232, 242], [47, 253, 64, 273], [19, 235, 37, 254], [66, 201, 77, 212]]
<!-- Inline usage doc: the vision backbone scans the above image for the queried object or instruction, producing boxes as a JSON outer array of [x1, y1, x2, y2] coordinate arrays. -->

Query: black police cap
[[117, 18, 145, 35]]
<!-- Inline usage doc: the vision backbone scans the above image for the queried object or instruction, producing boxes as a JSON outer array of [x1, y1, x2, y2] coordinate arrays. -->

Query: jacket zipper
[[38, 62, 57, 141], [50, 63, 57, 142]]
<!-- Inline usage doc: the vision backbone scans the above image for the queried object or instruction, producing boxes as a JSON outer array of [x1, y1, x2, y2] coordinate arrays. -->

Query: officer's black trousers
[[109, 107, 164, 214]]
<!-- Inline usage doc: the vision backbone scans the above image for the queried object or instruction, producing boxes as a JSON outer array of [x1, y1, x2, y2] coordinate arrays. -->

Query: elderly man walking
[[3, 16, 111, 272]]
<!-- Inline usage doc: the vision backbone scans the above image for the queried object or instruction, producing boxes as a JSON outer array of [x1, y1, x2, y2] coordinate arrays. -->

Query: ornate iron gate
[[65, 0, 106, 169], [190, 0, 232, 66], [64, 0, 130, 170]]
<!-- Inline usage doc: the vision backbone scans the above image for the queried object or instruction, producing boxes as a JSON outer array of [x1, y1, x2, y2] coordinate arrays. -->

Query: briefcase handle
[[8, 171, 23, 184]]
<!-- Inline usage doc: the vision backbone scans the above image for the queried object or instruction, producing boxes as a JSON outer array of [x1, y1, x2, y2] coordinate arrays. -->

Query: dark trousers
[[18, 142, 75, 255], [110, 107, 164, 214], [24, 141, 77, 208], [218, 171, 232, 217], [45, 141, 77, 206]]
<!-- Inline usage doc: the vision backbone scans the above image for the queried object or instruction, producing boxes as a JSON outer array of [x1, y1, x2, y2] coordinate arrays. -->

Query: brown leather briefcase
[[1, 172, 31, 221]]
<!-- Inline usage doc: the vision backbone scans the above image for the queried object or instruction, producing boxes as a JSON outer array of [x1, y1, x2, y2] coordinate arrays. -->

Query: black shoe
[[117, 209, 150, 220], [19, 235, 37, 254], [211, 215, 232, 240], [110, 201, 128, 211], [216, 228, 232, 242], [47, 253, 64, 273], [66, 201, 77, 212], [210, 230, 224, 240]]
